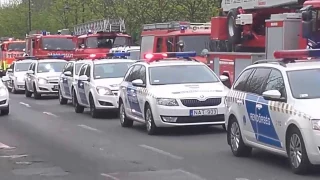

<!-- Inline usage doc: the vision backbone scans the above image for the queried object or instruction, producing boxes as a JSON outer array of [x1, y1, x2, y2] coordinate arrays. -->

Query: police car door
[[83, 64, 91, 104], [257, 69, 286, 149], [127, 65, 143, 118], [7, 62, 14, 88], [25, 63, 34, 91], [121, 66, 134, 112], [77, 64, 89, 105], [61, 62, 72, 98]]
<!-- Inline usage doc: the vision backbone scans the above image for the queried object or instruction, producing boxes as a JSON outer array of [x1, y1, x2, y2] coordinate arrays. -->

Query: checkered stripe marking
[[269, 101, 311, 120], [136, 87, 156, 98], [227, 90, 245, 104]]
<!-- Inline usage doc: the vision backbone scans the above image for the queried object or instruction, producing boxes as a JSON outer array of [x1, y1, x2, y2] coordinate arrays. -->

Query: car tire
[[119, 101, 133, 127], [1, 106, 9, 115], [33, 84, 41, 99], [89, 94, 100, 118], [58, 87, 68, 105], [286, 126, 311, 174], [73, 91, 84, 113], [228, 117, 252, 157], [145, 105, 158, 135], [25, 83, 32, 97]]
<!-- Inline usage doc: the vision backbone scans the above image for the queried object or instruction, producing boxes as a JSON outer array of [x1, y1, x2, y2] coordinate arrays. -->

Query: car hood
[[37, 72, 61, 79], [293, 99, 320, 119], [14, 72, 27, 79], [149, 83, 229, 99], [94, 78, 123, 90]]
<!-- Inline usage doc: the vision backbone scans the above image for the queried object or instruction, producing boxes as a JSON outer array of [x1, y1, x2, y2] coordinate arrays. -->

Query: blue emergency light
[[47, 55, 65, 59], [42, 31, 47, 36], [107, 52, 130, 58], [167, 51, 197, 58]]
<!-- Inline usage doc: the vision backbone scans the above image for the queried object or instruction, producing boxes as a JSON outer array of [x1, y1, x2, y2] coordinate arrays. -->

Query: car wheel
[[58, 87, 68, 105], [25, 83, 32, 97], [0, 106, 9, 115], [228, 117, 252, 157], [145, 105, 158, 135], [119, 101, 133, 127], [33, 84, 41, 99], [287, 126, 311, 174], [74, 91, 84, 113], [89, 95, 99, 118]]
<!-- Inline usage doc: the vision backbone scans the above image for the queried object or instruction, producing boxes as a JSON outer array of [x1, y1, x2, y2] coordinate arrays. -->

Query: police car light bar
[[273, 49, 320, 59], [107, 52, 130, 59], [47, 55, 65, 59], [15, 56, 36, 60], [167, 51, 197, 58], [87, 53, 105, 60], [143, 51, 197, 62]]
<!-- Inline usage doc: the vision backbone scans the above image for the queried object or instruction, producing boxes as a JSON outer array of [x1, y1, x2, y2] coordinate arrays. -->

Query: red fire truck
[[25, 30, 75, 59], [0, 38, 25, 70], [140, 21, 210, 63], [73, 18, 131, 59], [202, 0, 313, 85]]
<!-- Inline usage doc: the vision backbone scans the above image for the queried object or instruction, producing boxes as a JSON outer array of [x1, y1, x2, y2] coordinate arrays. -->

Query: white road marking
[[139, 144, 183, 160], [15, 161, 32, 165], [43, 112, 58, 117], [0, 142, 15, 149], [19, 102, 30, 107], [0, 155, 28, 159], [100, 173, 120, 180], [177, 169, 206, 180], [78, 124, 101, 132]]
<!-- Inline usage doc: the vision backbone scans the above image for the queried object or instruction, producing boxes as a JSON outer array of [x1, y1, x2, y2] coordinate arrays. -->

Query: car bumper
[[14, 81, 26, 90], [94, 93, 119, 110], [302, 128, 320, 165], [36, 83, 59, 94], [0, 97, 9, 109], [152, 105, 226, 127]]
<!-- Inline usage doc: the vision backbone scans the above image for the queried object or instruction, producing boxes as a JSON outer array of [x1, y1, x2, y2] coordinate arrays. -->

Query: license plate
[[190, 109, 217, 116], [53, 85, 59, 90], [18, 85, 24, 88]]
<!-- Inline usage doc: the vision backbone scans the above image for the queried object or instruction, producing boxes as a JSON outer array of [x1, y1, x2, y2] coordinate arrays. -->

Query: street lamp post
[[28, 0, 31, 32]]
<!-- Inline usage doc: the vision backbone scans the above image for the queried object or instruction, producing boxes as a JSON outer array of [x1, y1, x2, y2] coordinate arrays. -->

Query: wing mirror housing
[[64, 71, 72, 76], [27, 70, 34, 74], [262, 90, 285, 102], [132, 79, 145, 87], [220, 75, 229, 81], [1, 76, 9, 82], [79, 75, 89, 81], [6, 69, 12, 73]]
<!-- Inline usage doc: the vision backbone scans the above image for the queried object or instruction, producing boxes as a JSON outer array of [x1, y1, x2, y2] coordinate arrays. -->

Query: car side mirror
[[64, 71, 72, 76], [201, 49, 209, 56], [132, 79, 145, 87], [27, 70, 34, 74], [7, 69, 12, 73], [80, 44, 85, 49], [2, 76, 9, 82], [220, 75, 229, 81], [79, 75, 89, 81], [262, 90, 284, 102]]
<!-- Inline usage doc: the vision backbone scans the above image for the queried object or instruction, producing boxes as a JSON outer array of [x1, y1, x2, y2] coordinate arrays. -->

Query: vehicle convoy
[[73, 18, 131, 59], [25, 30, 75, 58], [118, 52, 229, 135], [140, 21, 210, 63], [225, 51, 320, 174], [72, 53, 135, 118], [203, 0, 319, 84], [4, 57, 36, 93], [24, 57, 67, 99], [0, 38, 26, 70]]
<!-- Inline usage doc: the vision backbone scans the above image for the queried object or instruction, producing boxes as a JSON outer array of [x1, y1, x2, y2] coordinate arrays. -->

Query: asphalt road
[[0, 93, 320, 180]]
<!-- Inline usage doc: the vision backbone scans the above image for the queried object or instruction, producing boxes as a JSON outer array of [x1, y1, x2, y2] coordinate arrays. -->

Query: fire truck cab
[[25, 30, 75, 59], [140, 21, 211, 63], [73, 18, 131, 59], [0, 38, 25, 70]]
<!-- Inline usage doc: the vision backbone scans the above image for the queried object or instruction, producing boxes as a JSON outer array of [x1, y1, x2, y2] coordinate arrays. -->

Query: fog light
[[162, 116, 178, 122]]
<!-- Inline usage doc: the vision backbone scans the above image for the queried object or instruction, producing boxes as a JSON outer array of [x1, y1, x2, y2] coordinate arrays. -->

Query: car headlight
[[0, 87, 7, 96], [96, 86, 113, 95], [156, 98, 178, 106], [38, 78, 47, 84], [16, 76, 24, 82], [312, 119, 320, 130]]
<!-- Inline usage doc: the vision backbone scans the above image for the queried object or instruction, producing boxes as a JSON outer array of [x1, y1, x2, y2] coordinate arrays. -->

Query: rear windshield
[[8, 42, 25, 51], [37, 61, 67, 73]]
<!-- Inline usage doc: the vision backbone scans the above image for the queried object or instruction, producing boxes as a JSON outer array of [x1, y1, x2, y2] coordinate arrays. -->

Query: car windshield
[[37, 62, 67, 73], [287, 69, 320, 99], [8, 42, 25, 51], [86, 36, 129, 49], [149, 65, 219, 85], [75, 63, 84, 75], [177, 35, 210, 55], [41, 38, 75, 51], [15, 62, 31, 72], [94, 62, 133, 79]]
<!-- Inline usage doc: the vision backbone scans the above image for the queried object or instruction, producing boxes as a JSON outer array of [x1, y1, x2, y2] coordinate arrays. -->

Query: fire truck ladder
[[73, 18, 126, 36], [142, 21, 211, 31]]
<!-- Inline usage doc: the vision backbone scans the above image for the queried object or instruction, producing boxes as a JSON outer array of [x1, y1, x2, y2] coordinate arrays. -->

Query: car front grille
[[180, 98, 221, 107]]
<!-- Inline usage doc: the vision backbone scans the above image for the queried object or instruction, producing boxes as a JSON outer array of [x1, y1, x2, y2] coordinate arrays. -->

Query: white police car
[[225, 49, 320, 174], [0, 77, 9, 115], [72, 53, 136, 118], [25, 56, 67, 99], [5, 57, 36, 93], [118, 52, 229, 135], [58, 59, 92, 104]]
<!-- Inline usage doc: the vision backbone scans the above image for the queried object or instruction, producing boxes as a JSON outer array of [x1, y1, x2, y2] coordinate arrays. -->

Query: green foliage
[[0, 0, 220, 40]]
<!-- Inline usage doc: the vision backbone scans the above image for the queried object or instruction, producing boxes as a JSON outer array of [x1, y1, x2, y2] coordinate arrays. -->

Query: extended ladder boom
[[73, 18, 126, 36], [143, 21, 210, 31], [222, 0, 303, 11]]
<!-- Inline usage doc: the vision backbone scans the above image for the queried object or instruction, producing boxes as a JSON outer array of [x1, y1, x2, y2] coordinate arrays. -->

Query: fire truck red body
[[204, 0, 320, 85], [73, 19, 131, 59], [25, 31, 75, 59], [0, 39, 25, 69], [140, 21, 211, 63]]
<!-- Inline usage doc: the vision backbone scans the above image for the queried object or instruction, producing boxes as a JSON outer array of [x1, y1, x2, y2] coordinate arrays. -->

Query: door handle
[[256, 103, 262, 109]]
